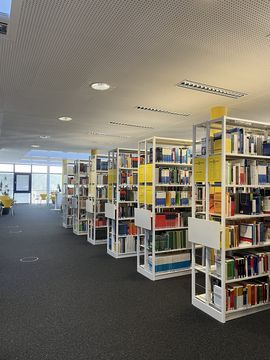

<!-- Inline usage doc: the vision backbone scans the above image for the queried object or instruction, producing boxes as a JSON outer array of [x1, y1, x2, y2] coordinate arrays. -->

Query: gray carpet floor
[[0, 205, 269, 360]]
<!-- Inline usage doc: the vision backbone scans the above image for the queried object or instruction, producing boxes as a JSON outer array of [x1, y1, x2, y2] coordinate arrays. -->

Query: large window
[[0, 173, 14, 197], [0, 162, 62, 204], [32, 173, 47, 204]]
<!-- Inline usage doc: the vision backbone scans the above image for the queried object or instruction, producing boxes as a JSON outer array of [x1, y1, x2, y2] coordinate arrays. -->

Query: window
[[0, 163, 13, 172], [0, 0, 12, 16], [50, 166, 62, 174], [32, 173, 47, 204], [15, 164, 31, 173], [50, 174, 62, 192], [32, 165, 47, 174], [0, 173, 13, 196]]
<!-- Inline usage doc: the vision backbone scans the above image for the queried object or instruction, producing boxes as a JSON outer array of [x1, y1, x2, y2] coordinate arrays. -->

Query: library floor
[[0, 206, 270, 360]]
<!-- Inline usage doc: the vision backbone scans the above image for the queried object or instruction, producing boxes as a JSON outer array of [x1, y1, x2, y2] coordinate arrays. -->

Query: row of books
[[74, 163, 88, 174], [76, 188, 88, 197], [77, 221, 87, 232], [67, 177, 75, 185], [155, 168, 192, 185], [97, 174, 108, 185], [155, 190, 191, 207], [148, 252, 191, 272], [226, 190, 263, 216], [120, 172, 138, 185], [226, 159, 270, 186], [96, 159, 108, 171], [150, 147, 192, 164], [113, 236, 137, 253], [95, 217, 107, 227], [225, 281, 269, 311], [213, 128, 267, 155], [119, 154, 138, 168], [79, 178, 88, 185], [67, 188, 74, 195], [225, 222, 270, 249], [117, 222, 137, 236], [96, 202, 105, 213], [119, 204, 135, 218], [216, 250, 270, 280], [148, 230, 188, 252], [155, 211, 190, 229], [119, 189, 137, 201], [97, 187, 107, 198]]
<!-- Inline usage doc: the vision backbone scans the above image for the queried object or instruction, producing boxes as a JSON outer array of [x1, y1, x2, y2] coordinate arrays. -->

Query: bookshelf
[[62, 160, 75, 229], [106, 148, 141, 258], [87, 154, 108, 245], [135, 136, 192, 280], [190, 116, 270, 322], [72, 160, 89, 236]]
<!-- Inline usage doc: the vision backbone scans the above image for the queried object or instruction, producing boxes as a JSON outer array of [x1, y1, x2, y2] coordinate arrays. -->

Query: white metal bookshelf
[[135, 136, 192, 280], [87, 154, 108, 245], [72, 159, 89, 236], [189, 116, 270, 322], [62, 160, 75, 229], [106, 148, 140, 258]]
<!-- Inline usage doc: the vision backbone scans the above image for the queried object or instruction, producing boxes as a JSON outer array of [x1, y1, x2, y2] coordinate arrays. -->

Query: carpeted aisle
[[0, 205, 269, 360]]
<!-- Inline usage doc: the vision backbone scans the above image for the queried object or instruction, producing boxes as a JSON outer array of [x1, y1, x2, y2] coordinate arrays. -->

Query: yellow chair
[[0, 195, 13, 215], [40, 193, 47, 204], [50, 192, 56, 204]]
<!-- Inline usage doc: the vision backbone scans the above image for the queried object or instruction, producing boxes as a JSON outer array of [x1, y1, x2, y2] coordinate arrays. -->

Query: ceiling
[[1, 0, 270, 161]]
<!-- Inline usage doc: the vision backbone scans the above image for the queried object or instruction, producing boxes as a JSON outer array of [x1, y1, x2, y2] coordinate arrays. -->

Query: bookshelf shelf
[[136, 136, 192, 281], [106, 148, 141, 259], [72, 160, 89, 236], [87, 154, 108, 245], [62, 160, 75, 229], [190, 115, 270, 323]]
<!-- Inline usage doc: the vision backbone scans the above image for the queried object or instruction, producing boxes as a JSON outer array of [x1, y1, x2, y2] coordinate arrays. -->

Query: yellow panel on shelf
[[139, 164, 145, 183], [146, 164, 153, 183], [194, 157, 206, 182], [146, 186, 153, 205], [208, 155, 222, 183]]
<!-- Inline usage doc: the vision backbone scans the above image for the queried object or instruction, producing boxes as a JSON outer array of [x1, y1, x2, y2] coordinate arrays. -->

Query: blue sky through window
[[0, 0, 12, 16]]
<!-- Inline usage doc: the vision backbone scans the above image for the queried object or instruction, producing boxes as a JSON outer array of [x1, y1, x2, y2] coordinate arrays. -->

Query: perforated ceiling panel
[[0, 0, 270, 159]]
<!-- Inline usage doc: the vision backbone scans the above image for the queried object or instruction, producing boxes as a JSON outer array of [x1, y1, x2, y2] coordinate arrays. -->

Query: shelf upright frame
[[106, 148, 139, 259], [136, 136, 193, 280], [87, 154, 108, 245], [72, 159, 89, 236], [191, 115, 270, 323], [62, 159, 75, 229]]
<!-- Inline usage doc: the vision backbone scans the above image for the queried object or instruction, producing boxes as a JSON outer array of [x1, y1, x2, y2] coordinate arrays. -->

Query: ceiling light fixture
[[136, 106, 190, 117], [31, 144, 40, 148], [109, 121, 154, 129], [58, 116, 72, 121], [40, 135, 51, 139], [90, 82, 110, 91], [177, 80, 247, 99]]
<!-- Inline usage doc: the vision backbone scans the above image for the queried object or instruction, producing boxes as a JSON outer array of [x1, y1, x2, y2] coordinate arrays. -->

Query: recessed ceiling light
[[177, 80, 247, 99], [40, 135, 51, 139], [31, 144, 40, 148], [58, 116, 72, 121], [90, 82, 110, 91]]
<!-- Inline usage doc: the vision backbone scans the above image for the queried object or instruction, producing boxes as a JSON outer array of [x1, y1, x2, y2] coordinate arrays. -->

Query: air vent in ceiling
[[109, 121, 154, 129], [177, 80, 247, 99], [89, 131, 130, 139], [136, 106, 190, 117]]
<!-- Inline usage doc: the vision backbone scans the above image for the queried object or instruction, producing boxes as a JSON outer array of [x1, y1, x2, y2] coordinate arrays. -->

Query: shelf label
[[208, 155, 222, 183]]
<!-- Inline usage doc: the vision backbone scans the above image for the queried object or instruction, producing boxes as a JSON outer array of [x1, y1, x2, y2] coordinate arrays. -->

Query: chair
[[40, 193, 47, 204], [0, 195, 13, 215], [10, 200, 15, 216]]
